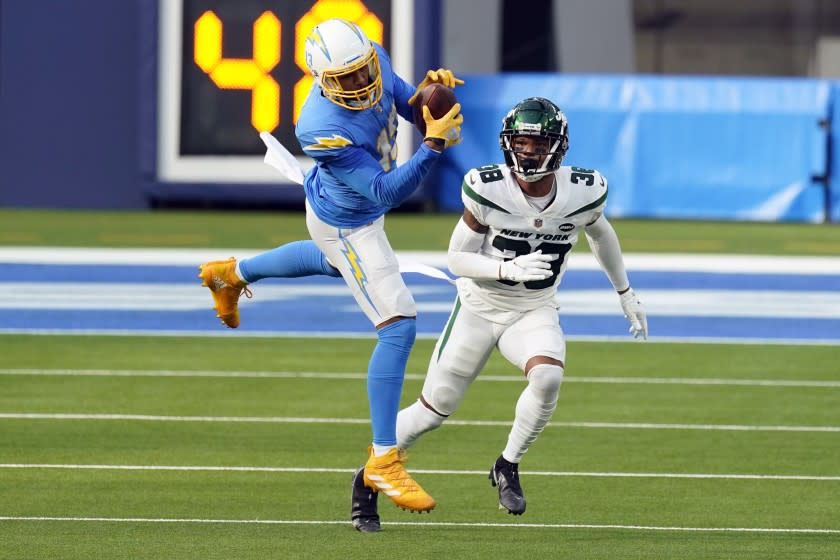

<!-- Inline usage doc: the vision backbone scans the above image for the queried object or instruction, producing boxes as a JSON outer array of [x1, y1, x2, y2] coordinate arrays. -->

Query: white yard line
[[3, 247, 840, 274], [5, 284, 840, 319], [0, 515, 836, 534], [2, 328, 839, 345], [2, 368, 838, 388], [0, 413, 837, 432], [1, 463, 838, 481]]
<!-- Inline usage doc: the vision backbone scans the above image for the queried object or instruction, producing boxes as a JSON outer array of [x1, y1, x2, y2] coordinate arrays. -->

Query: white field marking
[[4, 283, 840, 319], [1, 368, 839, 388], [2, 463, 839, 482], [0, 516, 837, 534], [3, 247, 840, 275], [0, 283, 448, 310], [1, 413, 838, 433], [0, 413, 367, 424], [2, 368, 839, 389], [551, 290, 840, 319], [391, 293, 840, 318], [2, 328, 839, 346]]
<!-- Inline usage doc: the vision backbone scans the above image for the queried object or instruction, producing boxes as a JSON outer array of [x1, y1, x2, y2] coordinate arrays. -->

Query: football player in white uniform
[[351, 97, 647, 526]]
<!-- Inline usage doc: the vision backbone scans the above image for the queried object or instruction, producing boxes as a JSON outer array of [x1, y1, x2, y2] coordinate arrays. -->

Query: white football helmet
[[304, 19, 382, 110]]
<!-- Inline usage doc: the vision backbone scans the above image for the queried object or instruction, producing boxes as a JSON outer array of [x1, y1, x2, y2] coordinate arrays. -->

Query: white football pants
[[397, 296, 566, 461], [305, 201, 416, 325]]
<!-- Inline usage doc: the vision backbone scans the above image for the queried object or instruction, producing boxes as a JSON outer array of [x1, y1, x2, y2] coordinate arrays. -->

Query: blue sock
[[368, 318, 416, 447], [238, 240, 341, 282]]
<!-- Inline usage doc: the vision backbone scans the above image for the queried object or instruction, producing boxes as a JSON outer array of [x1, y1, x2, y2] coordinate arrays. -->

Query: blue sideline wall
[[831, 84, 840, 222], [429, 75, 834, 223], [0, 0, 146, 208]]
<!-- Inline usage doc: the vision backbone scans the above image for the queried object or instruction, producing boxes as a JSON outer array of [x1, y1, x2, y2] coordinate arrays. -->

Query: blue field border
[[3, 261, 840, 345]]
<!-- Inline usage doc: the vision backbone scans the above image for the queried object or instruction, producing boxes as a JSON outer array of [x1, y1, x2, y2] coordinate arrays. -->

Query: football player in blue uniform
[[198, 18, 463, 528]]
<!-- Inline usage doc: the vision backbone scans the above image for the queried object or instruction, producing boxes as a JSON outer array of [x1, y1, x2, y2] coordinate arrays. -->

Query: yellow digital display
[[194, 10, 281, 132], [181, 0, 391, 156]]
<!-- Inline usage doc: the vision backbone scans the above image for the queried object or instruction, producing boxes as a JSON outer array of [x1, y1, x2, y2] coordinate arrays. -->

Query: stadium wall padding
[[429, 74, 834, 222], [0, 0, 147, 208], [830, 84, 840, 222]]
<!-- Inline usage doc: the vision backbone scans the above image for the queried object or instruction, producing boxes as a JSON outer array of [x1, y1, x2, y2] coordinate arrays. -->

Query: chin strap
[[514, 170, 553, 183]]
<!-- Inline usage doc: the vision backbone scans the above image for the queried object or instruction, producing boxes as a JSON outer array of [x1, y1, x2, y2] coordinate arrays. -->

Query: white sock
[[503, 364, 563, 463], [234, 261, 248, 284], [372, 444, 396, 457], [397, 399, 446, 449]]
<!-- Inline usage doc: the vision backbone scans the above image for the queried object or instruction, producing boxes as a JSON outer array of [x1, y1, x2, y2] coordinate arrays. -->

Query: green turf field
[[1, 210, 838, 559], [1, 208, 839, 254]]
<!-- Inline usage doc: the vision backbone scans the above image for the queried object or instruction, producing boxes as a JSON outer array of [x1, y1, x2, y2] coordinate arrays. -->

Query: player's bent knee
[[377, 317, 416, 347], [527, 363, 564, 397], [427, 385, 461, 417], [525, 355, 564, 372]]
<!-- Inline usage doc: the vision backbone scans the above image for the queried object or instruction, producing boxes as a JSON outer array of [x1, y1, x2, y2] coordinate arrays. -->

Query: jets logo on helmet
[[304, 19, 383, 110], [499, 97, 569, 182]]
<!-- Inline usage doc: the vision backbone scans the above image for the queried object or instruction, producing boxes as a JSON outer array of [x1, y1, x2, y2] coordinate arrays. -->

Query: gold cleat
[[198, 257, 252, 328], [363, 447, 436, 513]]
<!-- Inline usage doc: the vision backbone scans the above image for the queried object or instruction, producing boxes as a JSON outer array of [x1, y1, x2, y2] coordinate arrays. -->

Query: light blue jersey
[[296, 44, 440, 228]]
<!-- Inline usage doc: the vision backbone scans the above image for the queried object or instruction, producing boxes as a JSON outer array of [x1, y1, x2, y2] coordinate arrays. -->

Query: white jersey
[[457, 163, 608, 317]]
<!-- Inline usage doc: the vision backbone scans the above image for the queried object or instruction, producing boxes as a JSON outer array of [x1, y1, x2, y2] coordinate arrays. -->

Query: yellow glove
[[408, 68, 465, 105], [423, 103, 463, 149]]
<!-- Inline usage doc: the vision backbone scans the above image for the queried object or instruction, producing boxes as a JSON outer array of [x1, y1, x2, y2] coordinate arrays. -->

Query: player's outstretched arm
[[321, 142, 441, 208], [408, 68, 465, 105], [585, 215, 648, 339]]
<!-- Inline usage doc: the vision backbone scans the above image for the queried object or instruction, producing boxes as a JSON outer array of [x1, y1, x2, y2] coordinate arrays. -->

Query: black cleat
[[489, 455, 526, 515], [351, 466, 381, 532]]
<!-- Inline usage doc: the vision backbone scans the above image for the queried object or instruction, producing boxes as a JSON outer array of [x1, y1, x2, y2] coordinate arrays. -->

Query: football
[[412, 83, 458, 136]]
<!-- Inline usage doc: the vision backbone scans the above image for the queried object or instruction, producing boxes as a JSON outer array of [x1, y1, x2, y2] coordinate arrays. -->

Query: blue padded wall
[[0, 0, 145, 208], [431, 75, 832, 222], [830, 84, 840, 222]]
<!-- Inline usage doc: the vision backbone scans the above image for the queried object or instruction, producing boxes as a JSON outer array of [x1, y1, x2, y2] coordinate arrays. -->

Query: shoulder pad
[[461, 165, 514, 215], [563, 166, 608, 218]]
